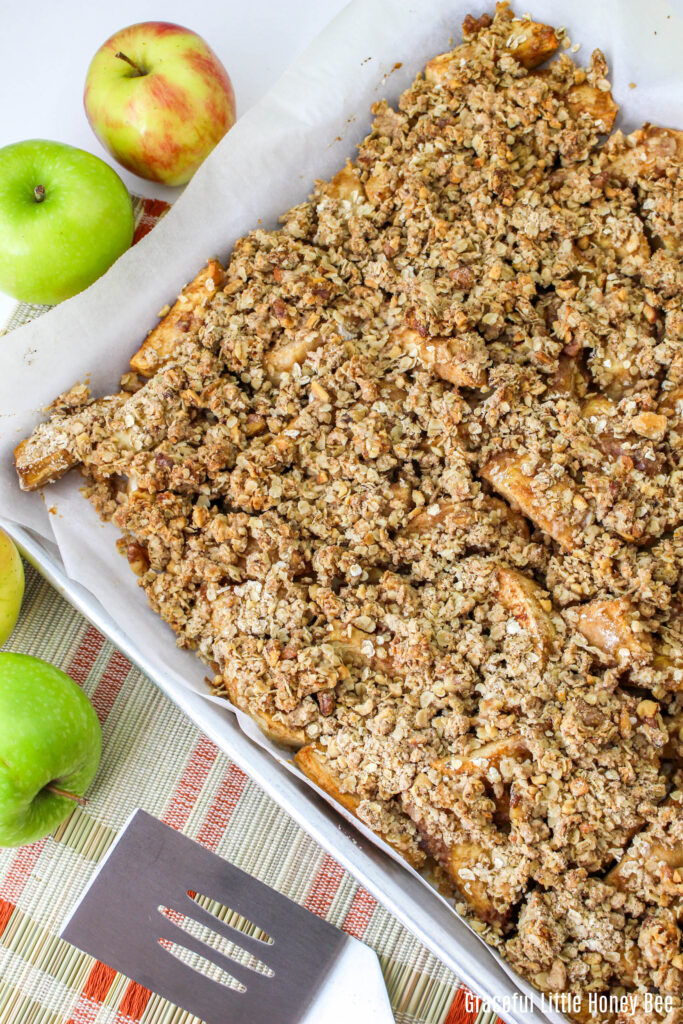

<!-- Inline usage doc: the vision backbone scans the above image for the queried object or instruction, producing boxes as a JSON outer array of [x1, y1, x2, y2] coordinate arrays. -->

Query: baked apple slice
[[15, 392, 127, 491], [295, 743, 425, 867], [130, 259, 224, 377], [573, 597, 652, 670], [391, 326, 488, 389], [480, 452, 583, 551], [496, 566, 556, 665]]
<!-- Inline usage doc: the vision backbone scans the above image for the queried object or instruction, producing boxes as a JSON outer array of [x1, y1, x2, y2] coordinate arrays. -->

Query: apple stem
[[33, 185, 46, 203], [45, 784, 87, 808], [115, 51, 146, 77]]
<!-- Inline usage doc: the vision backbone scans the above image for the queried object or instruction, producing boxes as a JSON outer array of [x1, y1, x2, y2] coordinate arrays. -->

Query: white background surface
[[0, 0, 348, 323]]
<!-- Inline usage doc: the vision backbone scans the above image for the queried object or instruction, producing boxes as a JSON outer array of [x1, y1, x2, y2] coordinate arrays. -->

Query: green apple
[[0, 140, 134, 305], [0, 531, 24, 647], [84, 22, 236, 187], [0, 653, 102, 847]]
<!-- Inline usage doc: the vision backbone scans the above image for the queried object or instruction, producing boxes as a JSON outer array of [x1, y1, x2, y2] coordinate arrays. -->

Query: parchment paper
[[1, 0, 681, 1018]]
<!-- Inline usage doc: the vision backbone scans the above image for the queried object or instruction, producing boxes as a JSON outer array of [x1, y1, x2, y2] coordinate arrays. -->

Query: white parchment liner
[[1, 0, 681, 1019]]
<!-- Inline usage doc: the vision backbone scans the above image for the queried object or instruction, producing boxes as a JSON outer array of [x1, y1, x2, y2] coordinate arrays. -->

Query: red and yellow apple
[[84, 22, 236, 187]]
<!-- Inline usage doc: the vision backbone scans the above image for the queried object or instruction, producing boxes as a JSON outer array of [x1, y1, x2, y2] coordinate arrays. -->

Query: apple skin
[[0, 654, 102, 847], [84, 22, 236, 187], [0, 531, 24, 647], [0, 140, 134, 305]]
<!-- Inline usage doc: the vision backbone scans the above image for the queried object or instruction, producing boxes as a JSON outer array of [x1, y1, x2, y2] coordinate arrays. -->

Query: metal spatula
[[60, 809, 394, 1024]]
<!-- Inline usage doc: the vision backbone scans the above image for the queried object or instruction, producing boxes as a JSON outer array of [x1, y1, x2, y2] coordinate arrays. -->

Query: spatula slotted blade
[[60, 809, 373, 1024]]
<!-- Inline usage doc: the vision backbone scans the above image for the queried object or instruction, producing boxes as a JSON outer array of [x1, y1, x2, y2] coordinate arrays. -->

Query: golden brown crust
[[14, 389, 127, 491], [14, 436, 78, 491], [605, 792, 683, 908], [445, 840, 513, 927], [223, 676, 307, 749], [426, 10, 558, 87], [404, 741, 534, 928], [295, 744, 425, 868], [295, 744, 362, 814]]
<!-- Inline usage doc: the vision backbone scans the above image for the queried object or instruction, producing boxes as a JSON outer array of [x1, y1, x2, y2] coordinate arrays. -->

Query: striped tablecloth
[[0, 198, 500, 1024]]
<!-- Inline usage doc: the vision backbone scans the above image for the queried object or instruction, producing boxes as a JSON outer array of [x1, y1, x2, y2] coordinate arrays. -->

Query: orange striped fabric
[[116, 980, 152, 1021], [304, 852, 347, 918], [0, 898, 14, 937], [163, 735, 219, 830], [132, 198, 170, 244], [342, 887, 378, 939]]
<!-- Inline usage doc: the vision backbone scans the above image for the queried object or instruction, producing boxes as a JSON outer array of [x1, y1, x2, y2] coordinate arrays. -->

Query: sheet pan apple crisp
[[15, 4, 683, 1020]]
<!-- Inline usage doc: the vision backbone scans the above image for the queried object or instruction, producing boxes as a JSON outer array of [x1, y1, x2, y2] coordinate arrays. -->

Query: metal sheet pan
[[1, 516, 556, 1024]]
